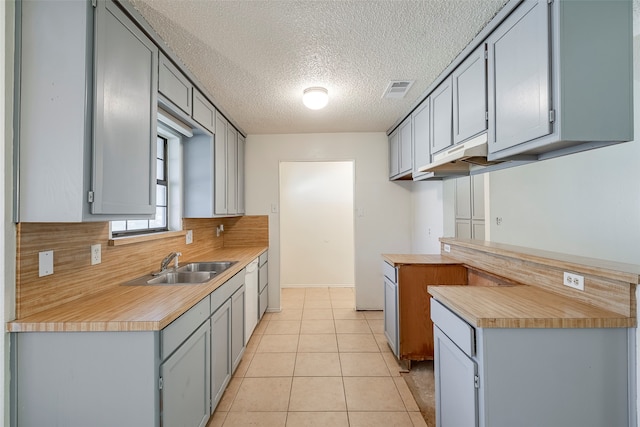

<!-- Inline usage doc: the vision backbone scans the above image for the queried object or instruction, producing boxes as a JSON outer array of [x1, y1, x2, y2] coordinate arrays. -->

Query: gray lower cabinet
[[18, 0, 158, 222], [12, 270, 247, 427], [210, 299, 232, 411], [258, 251, 269, 320], [431, 298, 631, 427], [382, 262, 399, 357], [160, 321, 210, 427], [487, 0, 632, 159], [231, 285, 246, 372]]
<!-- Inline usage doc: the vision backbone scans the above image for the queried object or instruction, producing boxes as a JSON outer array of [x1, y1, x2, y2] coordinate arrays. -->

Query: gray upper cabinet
[[227, 126, 239, 215], [388, 117, 412, 180], [430, 76, 453, 155], [453, 45, 487, 144], [215, 113, 229, 215], [159, 53, 193, 115], [487, 0, 633, 159], [192, 88, 216, 134], [487, 0, 550, 155], [18, 0, 157, 222], [411, 99, 430, 181], [237, 134, 246, 215], [92, 0, 158, 216]]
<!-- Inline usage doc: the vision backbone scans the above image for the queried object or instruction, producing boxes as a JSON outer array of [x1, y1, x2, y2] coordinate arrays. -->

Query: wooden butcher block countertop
[[382, 254, 460, 265], [428, 285, 635, 329], [8, 246, 267, 333]]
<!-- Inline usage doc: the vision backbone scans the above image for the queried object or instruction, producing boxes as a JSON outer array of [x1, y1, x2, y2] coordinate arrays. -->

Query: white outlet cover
[[39, 250, 54, 277], [186, 230, 193, 244], [443, 244, 451, 253], [563, 272, 584, 291], [91, 244, 101, 265]]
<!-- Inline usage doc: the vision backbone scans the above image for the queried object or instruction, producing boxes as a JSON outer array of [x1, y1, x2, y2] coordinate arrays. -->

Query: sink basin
[[177, 261, 237, 274], [146, 271, 213, 285]]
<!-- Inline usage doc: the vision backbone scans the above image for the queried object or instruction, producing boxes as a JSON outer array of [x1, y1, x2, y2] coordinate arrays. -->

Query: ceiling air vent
[[383, 80, 414, 99]]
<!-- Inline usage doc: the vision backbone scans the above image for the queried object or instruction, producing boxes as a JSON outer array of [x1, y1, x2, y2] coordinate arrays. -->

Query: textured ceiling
[[130, 0, 509, 135]]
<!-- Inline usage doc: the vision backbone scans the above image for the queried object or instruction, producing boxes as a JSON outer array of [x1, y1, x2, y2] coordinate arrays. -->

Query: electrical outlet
[[91, 244, 101, 265], [443, 244, 451, 253], [563, 272, 584, 291], [39, 250, 54, 277], [186, 230, 193, 244]]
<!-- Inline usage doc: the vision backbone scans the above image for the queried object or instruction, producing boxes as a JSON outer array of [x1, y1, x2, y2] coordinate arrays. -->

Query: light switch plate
[[39, 250, 54, 277], [186, 230, 193, 244]]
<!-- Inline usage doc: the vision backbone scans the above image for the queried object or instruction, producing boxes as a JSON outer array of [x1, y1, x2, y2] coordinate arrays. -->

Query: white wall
[[279, 161, 355, 287], [245, 133, 412, 310], [409, 181, 444, 254]]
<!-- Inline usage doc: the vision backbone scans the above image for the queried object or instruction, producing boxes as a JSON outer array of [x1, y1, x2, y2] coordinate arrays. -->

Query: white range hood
[[417, 133, 501, 175]]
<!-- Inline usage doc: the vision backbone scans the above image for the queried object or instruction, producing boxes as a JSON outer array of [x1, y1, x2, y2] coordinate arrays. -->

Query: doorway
[[279, 161, 355, 288]]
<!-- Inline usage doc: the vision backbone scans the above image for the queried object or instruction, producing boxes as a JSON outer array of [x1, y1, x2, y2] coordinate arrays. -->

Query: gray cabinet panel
[[161, 321, 210, 427], [433, 326, 478, 427], [487, 0, 551, 154], [455, 220, 472, 240], [388, 130, 399, 177], [161, 296, 210, 360], [227, 126, 238, 214], [231, 284, 246, 372], [399, 118, 412, 175], [453, 45, 487, 144], [211, 299, 232, 411], [455, 176, 471, 220], [383, 275, 398, 357], [259, 285, 269, 320], [471, 175, 485, 221], [192, 88, 216, 133], [92, 0, 157, 215], [430, 76, 453, 155], [159, 53, 192, 115], [411, 99, 430, 180], [237, 134, 246, 214], [214, 113, 228, 215], [183, 134, 215, 218]]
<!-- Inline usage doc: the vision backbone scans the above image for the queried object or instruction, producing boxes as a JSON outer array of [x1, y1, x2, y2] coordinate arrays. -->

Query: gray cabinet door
[[92, 0, 157, 215], [161, 320, 210, 427], [399, 118, 412, 175], [237, 134, 246, 214], [231, 285, 246, 372], [433, 326, 478, 427], [211, 299, 232, 412], [430, 76, 453, 155], [453, 45, 487, 144], [471, 175, 484, 221], [383, 276, 398, 357], [388, 130, 400, 178], [192, 88, 216, 133], [455, 176, 471, 220], [487, 0, 551, 154], [455, 220, 472, 240], [227, 126, 238, 214], [259, 285, 269, 320], [215, 112, 228, 215], [159, 53, 192, 115], [411, 99, 430, 179]]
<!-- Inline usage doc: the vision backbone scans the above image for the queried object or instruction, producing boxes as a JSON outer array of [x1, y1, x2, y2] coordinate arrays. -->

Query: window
[[111, 136, 169, 236]]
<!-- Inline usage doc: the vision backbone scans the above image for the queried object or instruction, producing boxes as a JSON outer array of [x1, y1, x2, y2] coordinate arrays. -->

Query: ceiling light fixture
[[303, 87, 329, 110]]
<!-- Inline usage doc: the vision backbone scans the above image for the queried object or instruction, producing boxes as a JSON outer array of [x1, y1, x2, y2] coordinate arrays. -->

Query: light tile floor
[[208, 287, 428, 427]]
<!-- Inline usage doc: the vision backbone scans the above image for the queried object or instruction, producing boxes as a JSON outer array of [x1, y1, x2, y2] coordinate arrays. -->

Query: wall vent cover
[[383, 80, 415, 99]]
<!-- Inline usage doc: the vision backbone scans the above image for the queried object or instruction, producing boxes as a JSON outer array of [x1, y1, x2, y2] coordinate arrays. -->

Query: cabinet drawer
[[161, 296, 210, 360], [259, 251, 268, 267], [430, 298, 475, 357], [211, 270, 245, 314], [259, 262, 268, 292], [383, 261, 397, 283]]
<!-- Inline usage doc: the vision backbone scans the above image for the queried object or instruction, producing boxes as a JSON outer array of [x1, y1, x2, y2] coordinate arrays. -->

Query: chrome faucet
[[160, 251, 182, 272]]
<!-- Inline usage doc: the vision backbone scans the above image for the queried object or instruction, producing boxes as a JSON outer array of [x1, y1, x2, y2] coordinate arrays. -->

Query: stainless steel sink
[[146, 271, 213, 285], [177, 261, 237, 274], [122, 261, 237, 286]]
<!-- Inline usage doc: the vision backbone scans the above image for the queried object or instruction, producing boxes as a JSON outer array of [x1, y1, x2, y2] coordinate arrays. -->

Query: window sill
[[108, 230, 187, 247]]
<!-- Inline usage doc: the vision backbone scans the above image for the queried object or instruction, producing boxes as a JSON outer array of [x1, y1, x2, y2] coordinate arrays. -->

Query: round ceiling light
[[302, 87, 329, 110]]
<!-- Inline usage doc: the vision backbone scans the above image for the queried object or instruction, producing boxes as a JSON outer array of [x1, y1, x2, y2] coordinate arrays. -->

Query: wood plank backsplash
[[16, 216, 268, 319]]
